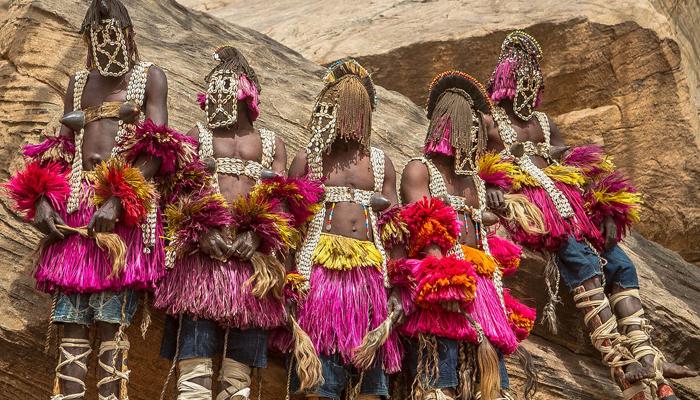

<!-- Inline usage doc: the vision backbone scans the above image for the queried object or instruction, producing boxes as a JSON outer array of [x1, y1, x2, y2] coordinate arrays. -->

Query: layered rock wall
[[180, 0, 700, 265]]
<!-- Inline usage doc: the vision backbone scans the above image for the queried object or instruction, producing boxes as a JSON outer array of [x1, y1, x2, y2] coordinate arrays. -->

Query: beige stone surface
[[0, 1, 698, 400], [179, 0, 700, 266]]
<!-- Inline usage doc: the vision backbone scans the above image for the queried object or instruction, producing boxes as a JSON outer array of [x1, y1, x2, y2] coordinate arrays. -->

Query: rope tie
[[573, 287, 636, 370], [52, 338, 92, 400], [541, 253, 561, 334], [177, 358, 213, 400], [217, 358, 252, 400], [97, 340, 131, 400], [610, 289, 667, 384], [160, 315, 183, 400]]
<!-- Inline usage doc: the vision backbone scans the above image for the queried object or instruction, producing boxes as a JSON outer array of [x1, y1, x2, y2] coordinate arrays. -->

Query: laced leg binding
[[97, 339, 130, 400], [52, 338, 92, 400], [177, 358, 213, 400], [572, 285, 646, 400], [610, 289, 676, 400], [217, 358, 252, 400]]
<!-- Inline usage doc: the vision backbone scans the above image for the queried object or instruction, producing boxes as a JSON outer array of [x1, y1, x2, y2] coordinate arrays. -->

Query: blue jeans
[[556, 237, 639, 292], [52, 290, 139, 326], [160, 315, 269, 368], [290, 353, 388, 399], [404, 338, 510, 390]]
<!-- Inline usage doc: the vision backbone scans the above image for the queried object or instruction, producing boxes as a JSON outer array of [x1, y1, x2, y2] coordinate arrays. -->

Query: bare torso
[[189, 125, 285, 204], [484, 100, 563, 169], [289, 141, 398, 242], [401, 157, 479, 248]]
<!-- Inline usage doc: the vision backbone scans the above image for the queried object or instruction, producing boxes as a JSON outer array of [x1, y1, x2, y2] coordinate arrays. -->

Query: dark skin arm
[[88, 67, 168, 236], [231, 136, 289, 260], [179, 125, 231, 260], [482, 114, 508, 210], [33, 77, 77, 240], [400, 160, 443, 259]]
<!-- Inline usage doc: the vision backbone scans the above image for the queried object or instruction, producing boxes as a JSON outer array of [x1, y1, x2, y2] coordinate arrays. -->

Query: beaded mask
[[426, 71, 491, 174], [308, 59, 376, 155], [488, 30, 543, 121], [89, 18, 131, 77], [206, 69, 240, 129]]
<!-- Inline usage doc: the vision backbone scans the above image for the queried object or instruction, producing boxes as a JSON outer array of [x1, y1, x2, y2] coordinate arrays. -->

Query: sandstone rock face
[[179, 0, 700, 266], [0, 1, 423, 399], [0, 1, 698, 400]]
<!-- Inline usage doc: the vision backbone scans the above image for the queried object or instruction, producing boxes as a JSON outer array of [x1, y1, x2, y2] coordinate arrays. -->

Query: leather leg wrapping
[[97, 339, 130, 400], [53, 338, 92, 400], [177, 358, 213, 400], [217, 358, 252, 400]]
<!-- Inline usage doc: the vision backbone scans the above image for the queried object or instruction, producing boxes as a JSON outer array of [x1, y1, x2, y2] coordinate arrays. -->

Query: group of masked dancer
[[4, 1, 697, 400]]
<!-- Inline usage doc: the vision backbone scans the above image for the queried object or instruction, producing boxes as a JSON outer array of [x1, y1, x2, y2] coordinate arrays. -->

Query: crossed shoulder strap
[[259, 128, 277, 170], [533, 111, 551, 147], [369, 147, 385, 193], [409, 156, 448, 199]]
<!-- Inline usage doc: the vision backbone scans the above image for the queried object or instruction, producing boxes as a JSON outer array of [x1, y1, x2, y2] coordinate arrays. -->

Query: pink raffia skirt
[[34, 182, 164, 294], [508, 182, 602, 252], [298, 265, 402, 373], [153, 252, 287, 329]]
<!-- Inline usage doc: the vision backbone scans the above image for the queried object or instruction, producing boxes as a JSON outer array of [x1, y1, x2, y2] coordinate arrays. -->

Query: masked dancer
[[154, 46, 322, 400], [283, 59, 402, 400], [478, 30, 697, 400], [386, 71, 538, 400], [3, 0, 198, 398]]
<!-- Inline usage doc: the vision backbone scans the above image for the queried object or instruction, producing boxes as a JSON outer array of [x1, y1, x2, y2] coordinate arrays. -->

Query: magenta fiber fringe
[[508, 183, 601, 252], [489, 59, 542, 107], [154, 254, 287, 329], [23, 135, 75, 163], [563, 145, 609, 179], [297, 265, 401, 373], [468, 275, 518, 355], [424, 118, 454, 156], [399, 305, 478, 343], [34, 183, 164, 294]]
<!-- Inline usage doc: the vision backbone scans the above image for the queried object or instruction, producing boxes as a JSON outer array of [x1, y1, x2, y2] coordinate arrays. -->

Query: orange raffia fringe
[[461, 245, 497, 277]]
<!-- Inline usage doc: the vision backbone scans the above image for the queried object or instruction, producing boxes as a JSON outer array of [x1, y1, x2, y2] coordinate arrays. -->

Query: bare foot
[[624, 361, 655, 383], [662, 361, 698, 379]]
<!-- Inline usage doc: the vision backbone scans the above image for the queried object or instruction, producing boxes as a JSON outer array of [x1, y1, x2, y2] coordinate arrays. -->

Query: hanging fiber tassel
[[140, 292, 151, 339], [289, 313, 323, 391], [352, 309, 402, 370], [55, 224, 126, 279], [411, 334, 439, 400], [476, 338, 500, 400], [458, 343, 477, 400], [515, 347, 538, 400], [540, 254, 561, 334], [463, 313, 500, 400], [245, 252, 286, 299], [504, 193, 546, 234]]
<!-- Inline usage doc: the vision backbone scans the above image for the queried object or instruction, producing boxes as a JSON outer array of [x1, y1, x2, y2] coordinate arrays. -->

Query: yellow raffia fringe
[[93, 158, 155, 211], [504, 193, 548, 234], [286, 273, 309, 297], [381, 217, 409, 247], [543, 164, 586, 187], [230, 191, 300, 250], [312, 233, 382, 271], [592, 189, 642, 222], [461, 245, 497, 277], [477, 153, 517, 180]]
